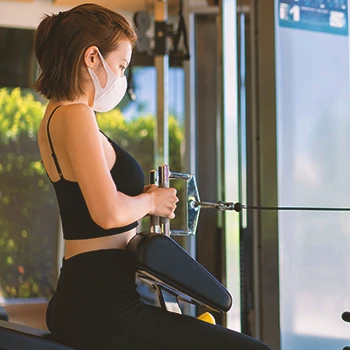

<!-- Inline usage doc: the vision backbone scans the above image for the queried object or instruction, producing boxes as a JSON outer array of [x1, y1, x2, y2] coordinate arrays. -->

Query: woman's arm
[[61, 104, 177, 229]]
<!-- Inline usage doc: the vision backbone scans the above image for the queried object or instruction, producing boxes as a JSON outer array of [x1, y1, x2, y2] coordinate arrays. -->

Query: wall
[[0, 0, 208, 29], [0, 0, 136, 29]]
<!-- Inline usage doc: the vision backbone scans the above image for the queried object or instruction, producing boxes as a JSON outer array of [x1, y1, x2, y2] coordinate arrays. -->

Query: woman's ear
[[84, 46, 99, 68]]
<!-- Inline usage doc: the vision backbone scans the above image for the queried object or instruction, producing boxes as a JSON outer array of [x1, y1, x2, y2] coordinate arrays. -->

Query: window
[[0, 87, 58, 300], [0, 65, 186, 308]]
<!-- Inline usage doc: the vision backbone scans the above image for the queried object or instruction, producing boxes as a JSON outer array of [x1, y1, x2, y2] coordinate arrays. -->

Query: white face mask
[[88, 50, 127, 113]]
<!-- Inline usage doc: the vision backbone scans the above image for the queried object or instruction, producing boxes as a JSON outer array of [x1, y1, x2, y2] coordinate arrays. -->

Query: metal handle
[[149, 165, 171, 236], [149, 165, 201, 236], [169, 171, 200, 236], [149, 169, 161, 233], [159, 165, 171, 236], [149, 165, 245, 237]]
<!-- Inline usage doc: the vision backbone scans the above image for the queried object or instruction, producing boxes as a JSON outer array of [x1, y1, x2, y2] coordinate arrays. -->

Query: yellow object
[[197, 312, 216, 324]]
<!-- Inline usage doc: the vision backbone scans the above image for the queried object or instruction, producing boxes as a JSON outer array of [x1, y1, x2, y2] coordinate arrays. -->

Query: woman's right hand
[[146, 185, 179, 219]]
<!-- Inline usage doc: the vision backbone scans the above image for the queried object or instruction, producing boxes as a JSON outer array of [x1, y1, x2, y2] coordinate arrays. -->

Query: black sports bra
[[43, 106, 145, 240]]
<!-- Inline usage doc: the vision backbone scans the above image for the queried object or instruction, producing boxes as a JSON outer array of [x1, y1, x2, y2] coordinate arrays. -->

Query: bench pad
[[127, 232, 233, 312]]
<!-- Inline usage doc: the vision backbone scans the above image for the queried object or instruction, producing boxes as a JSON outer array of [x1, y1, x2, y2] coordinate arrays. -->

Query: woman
[[36, 3, 272, 350]]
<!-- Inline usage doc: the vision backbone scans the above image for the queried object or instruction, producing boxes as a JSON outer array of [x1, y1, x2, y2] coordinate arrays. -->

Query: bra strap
[[47, 106, 64, 179], [99, 129, 112, 142]]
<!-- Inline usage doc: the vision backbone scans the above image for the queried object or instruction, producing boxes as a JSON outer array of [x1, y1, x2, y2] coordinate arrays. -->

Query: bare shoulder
[[60, 103, 97, 129], [58, 104, 100, 143], [38, 103, 101, 182]]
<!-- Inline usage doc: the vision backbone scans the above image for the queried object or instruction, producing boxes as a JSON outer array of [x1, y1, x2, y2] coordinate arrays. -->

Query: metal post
[[251, 0, 280, 347], [182, 0, 197, 259], [158, 165, 170, 236], [154, 0, 169, 167], [149, 170, 161, 233], [219, 0, 241, 331]]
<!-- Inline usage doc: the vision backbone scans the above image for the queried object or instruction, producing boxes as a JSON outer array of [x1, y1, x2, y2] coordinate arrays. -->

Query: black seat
[[127, 232, 233, 312]]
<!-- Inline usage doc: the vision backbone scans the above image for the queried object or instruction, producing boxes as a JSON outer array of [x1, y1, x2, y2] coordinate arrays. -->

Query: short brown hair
[[34, 3, 137, 101]]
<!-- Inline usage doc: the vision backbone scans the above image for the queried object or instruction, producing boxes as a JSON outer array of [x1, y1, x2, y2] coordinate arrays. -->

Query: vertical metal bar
[[183, 4, 197, 178], [158, 165, 170, 236], [182, 2, 197, 317], [249, 0, 261, 340], [247, 0, 261, 339], [149, 170, 161, 233], [154, 0, 169, 167], [252, 0, 280, 347], [239, 12, 247, 231], [220, 0, 241, 331]]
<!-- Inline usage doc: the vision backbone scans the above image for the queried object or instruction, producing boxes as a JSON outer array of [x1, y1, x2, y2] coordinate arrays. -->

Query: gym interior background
[[0, 0, 350, 349]]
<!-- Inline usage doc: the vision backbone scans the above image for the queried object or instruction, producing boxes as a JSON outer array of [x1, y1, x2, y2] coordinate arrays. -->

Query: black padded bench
[[127, 232, 232, 312]]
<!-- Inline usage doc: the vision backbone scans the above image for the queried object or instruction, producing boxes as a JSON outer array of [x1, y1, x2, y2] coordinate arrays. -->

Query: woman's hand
[[145, 185, 179, 219]]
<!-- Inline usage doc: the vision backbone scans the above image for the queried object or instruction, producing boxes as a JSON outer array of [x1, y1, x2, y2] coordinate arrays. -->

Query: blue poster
[[278, 0, 348, 36]]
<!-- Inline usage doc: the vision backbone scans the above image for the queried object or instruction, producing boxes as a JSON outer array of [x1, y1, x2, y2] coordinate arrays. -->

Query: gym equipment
[[127, 165, 232, 316], [0, 164, 232, 349]]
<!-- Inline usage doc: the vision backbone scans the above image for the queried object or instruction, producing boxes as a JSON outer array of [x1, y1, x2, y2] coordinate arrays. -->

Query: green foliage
[[0, 88, 57, 298], [0, 88, 44, 144], [0, 87, 185, 299], [96, 111, 184, 173]]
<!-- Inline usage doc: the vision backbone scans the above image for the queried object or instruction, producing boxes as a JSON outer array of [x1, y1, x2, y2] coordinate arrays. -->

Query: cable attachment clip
[[194, 201, 244, 212]]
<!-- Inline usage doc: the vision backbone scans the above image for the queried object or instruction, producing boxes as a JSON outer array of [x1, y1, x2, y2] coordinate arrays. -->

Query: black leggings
[[46, 249, 272, 350]]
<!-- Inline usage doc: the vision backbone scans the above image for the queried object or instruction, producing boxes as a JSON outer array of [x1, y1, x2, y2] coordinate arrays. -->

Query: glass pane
[[275, 1, 350, 348], [222, 0, 240, 331], [0, 87, 58, 300]]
